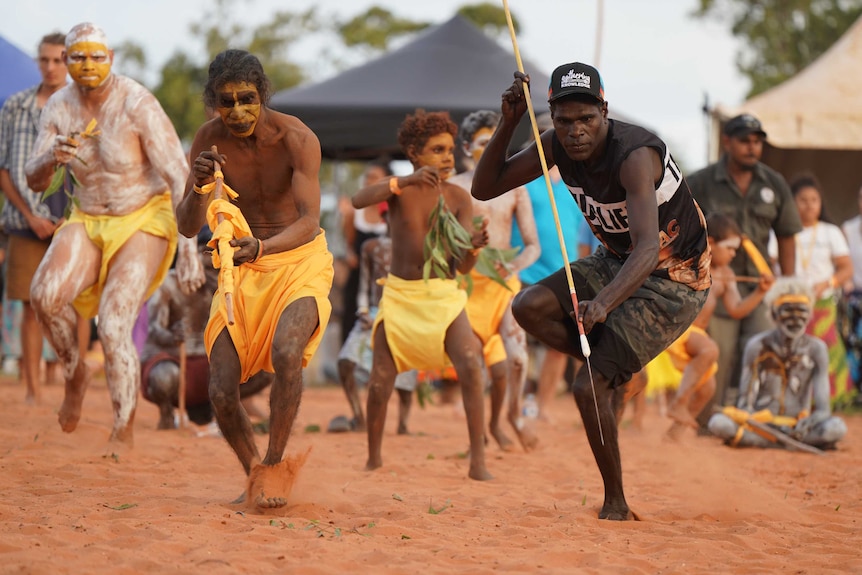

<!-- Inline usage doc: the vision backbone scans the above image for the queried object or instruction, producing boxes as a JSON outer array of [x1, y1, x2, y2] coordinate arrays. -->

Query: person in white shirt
[[789, 173, 854, 404]]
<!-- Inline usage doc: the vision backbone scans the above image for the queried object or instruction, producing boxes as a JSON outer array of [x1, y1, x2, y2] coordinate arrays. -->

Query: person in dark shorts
[[472, 62, 711, 520]]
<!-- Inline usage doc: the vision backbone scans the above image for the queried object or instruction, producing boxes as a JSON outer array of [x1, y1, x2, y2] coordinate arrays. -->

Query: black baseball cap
[[723, 114, 767, 139], [548, 62, 604, 103]]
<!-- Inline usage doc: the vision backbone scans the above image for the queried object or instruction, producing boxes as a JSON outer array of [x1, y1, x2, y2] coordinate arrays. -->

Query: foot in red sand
[[109, 424, 135, 446], [247, 448, 311, 509], [510, 415, 539, 452], [599, 499, 636, 521], [667, 401, 699, 429], [469, 465, 494, 481], [58, 364, 91, 433], [490, 425, 516, 452]]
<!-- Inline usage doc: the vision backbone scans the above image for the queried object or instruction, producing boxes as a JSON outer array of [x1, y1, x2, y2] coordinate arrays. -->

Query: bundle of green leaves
[[422, 195, 520, 293], [42, 119, 101, 215]]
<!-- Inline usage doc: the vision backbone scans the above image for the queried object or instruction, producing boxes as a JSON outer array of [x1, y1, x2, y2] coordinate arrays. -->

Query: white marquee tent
[[710, 16, 862, 219]]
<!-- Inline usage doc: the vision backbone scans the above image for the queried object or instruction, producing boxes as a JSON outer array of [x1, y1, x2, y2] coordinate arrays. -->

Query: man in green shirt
[[687, 114, 802, 425]]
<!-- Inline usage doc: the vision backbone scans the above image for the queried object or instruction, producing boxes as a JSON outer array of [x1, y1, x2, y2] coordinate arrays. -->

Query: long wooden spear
[[501, 0, 604, 444]]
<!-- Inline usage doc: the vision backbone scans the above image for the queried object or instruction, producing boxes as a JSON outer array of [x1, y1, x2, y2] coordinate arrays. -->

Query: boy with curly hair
[[352, 110, 492, 480]]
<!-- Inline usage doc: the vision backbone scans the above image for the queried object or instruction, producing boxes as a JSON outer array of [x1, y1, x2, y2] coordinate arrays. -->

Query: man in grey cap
[[687, 114, 802, 424]]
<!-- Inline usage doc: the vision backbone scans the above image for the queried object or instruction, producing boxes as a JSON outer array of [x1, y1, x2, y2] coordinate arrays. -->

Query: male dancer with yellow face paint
[[177, 50, 334, 509], [25, 22, 205, 444]]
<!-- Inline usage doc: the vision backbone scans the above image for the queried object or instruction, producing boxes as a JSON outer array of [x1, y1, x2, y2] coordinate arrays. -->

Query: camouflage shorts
[[538, 247, 708, 388]]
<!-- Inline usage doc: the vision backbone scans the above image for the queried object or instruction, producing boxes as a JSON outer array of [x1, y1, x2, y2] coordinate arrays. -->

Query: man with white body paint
[[449, 109, 540, 452], [25, 22, 205, 444]]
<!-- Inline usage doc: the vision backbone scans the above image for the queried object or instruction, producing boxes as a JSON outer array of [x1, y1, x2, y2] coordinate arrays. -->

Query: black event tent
[[270, 15, 550, 160]]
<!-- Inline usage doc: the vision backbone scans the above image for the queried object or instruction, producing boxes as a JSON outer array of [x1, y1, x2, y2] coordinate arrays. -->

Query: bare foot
[[365, 457, 382, 471], [468, 465, 494, 481], [599, 500, 634, 521], [58, 363, 91, 433], [667, 401, 699, 429], [25, 391, 40, 405], [109, 424, 135, 446], [489, 425, 516, 452], [665, 422, 685, 442], [396, 423, 409, 435], [247, 447, 311, 509], [515, 427, 539, 452]]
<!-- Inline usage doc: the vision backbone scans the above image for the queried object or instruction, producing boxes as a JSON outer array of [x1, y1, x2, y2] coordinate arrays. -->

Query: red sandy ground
[[0, 373, 859, 575]]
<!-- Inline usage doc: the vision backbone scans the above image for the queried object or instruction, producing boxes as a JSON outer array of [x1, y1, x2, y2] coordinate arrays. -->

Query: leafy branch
[[423, 195, 472, 283], [42, 119, 101, 213], [422, 197, 520, 294], [458, 215, 519, 295]]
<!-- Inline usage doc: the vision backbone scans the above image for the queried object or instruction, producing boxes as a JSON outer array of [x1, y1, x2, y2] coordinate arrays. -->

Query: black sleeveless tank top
[[553, 119, 710, 290]]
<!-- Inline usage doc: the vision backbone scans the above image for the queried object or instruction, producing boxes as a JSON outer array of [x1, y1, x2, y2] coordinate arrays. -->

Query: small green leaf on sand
[[103, 503, 137, 511]]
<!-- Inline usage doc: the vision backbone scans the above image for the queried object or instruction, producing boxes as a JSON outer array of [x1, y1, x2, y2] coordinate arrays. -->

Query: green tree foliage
[[152, 52, 208, 144], [112, 40, 148, 85], [692, 0, 862, 97], [141, 1, 524, 142], [333, 3, 521, 56], [457, 2, 521, 39], [337, 6, 429, 52], [152, 0, 316, 142]]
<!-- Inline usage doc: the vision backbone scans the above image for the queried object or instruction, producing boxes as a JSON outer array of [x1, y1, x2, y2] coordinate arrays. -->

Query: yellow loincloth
[[644, 350, 682, 396], [373, 274, 468, 374], [665, 324, 718, 380], [464, 270, 520, 367], [203, 198, 333, 383], [60, 192, 177, 319]]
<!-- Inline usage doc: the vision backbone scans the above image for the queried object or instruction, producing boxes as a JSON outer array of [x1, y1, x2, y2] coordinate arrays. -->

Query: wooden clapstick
[[211, 145, 235, 325], [741, 236, 774, 279]]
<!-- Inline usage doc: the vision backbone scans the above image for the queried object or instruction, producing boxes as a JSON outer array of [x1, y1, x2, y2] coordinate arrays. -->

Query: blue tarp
[[0, 36, 40, 108]]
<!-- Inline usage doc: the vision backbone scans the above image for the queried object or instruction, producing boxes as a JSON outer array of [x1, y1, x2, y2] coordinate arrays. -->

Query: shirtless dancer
[[177, 50, 334, 508], [353, 110, 492, 481], [24, 23, 204, 443], [449, 109, 540, 451], [708, 277, 847, 449]]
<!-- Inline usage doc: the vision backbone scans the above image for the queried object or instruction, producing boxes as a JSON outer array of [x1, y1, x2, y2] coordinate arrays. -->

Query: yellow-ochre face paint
[[466, 127, 495, 164], [66, 41, 112, 88], [216, 81, 262, 138]]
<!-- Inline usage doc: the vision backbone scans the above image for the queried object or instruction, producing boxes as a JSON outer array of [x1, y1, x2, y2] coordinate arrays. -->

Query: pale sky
[[2, 0, 749, 172]]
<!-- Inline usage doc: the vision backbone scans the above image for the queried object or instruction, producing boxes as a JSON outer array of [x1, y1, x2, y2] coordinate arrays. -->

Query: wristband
[[250, 238, 264, 263], [389, 177, 402, 196], [469, 247, 482, 256], [193, 184, 209, 195]]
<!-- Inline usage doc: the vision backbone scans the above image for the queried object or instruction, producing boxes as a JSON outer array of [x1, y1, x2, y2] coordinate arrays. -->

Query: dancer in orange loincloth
[[177, 50, 333, 509]]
